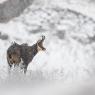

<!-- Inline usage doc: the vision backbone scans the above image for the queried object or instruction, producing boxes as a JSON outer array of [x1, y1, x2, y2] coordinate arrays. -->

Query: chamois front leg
[[23, 61, 28, 74], [20, 61, 28, 74], [23, 64, 28, 74]]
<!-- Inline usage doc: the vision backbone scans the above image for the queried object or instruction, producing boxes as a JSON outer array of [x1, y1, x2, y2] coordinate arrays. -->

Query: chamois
[[7, 36, 46, 73]]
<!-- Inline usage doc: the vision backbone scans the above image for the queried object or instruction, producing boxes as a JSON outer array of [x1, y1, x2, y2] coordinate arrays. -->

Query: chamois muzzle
[[37, 36, 46, 51]]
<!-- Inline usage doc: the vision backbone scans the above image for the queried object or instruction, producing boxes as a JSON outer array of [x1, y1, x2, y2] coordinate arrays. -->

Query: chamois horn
[[41, 35, 45, 41], [37, 35, 45, 43]]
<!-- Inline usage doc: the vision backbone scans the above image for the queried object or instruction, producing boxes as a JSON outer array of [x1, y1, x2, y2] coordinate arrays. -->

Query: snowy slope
[[0, 0, 95, 95], [0, 0, 95, 83]]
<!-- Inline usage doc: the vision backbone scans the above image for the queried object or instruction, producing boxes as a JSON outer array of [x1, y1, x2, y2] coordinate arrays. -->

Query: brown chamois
[[7, 36, 46, 74]]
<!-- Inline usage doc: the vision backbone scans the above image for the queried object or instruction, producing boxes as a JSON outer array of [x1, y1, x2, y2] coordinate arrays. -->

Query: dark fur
[[7, 36, 46, 73]]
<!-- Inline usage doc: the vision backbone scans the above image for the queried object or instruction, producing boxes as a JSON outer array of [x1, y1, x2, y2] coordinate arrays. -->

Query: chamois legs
[[23, 63, 28, 74]]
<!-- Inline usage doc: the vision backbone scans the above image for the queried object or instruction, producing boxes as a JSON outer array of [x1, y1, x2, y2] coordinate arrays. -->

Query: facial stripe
[[37, 45, 43, 51]]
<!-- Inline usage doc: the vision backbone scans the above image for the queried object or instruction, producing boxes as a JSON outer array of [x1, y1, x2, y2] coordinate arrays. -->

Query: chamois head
[[37, 35, 46, 51]]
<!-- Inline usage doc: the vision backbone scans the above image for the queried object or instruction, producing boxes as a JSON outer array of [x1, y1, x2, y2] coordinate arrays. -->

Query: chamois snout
[[37, 36, 46, 51]]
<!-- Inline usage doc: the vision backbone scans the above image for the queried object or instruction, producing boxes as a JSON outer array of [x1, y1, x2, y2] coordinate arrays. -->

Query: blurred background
[[0, 0, 95, 95]]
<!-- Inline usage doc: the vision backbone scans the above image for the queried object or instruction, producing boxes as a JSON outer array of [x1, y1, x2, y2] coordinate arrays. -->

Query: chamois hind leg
[[7, 55, 12, 74], [8, 63, 12, 75]]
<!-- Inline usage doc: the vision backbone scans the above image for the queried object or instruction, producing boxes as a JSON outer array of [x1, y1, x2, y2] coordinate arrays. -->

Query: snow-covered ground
[[0, 0, 95, 95]]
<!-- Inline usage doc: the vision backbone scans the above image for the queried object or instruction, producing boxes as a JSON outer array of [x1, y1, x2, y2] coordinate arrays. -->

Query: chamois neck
[[31, 43, 38, 57]]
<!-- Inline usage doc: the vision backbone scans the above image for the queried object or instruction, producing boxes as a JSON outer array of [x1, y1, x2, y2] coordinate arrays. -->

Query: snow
[[0, 0, 7, 4], [0, 0, 95, 95], [0, 0, 95, 81]]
